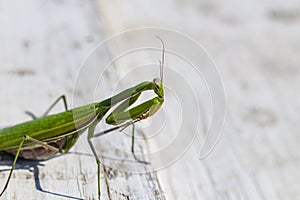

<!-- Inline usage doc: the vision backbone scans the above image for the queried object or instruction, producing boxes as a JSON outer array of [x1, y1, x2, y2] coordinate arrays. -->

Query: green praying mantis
[[0, 37, 166, 199]]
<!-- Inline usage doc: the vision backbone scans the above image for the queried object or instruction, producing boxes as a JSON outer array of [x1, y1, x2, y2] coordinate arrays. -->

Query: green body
[[0, 103, 102, 158], [0, 80, 163, 160]]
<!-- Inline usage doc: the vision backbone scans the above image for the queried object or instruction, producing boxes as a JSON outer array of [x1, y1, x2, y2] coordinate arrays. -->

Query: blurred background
[[0, 0, 299, 199]]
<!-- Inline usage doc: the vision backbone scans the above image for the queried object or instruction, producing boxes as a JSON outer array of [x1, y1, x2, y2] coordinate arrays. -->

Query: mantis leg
[[86, 121, 148, 199], [130, 123, 149, 164], [92, 121, 149, 164], [25, 95, 68, 119], [23, 135, 61, 153], [0, 138, 25, 196], [25, 111, 38, 120], [131, 123, 135, 154], [87, 125, 101, 200], [0, 135, 60, 197]]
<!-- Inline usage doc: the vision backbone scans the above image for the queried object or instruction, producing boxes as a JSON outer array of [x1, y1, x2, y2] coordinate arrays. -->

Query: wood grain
[[1, 0, 300, 199]]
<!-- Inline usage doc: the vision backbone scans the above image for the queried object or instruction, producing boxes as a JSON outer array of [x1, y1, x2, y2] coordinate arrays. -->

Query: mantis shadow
[[0, 152, 84, 200]]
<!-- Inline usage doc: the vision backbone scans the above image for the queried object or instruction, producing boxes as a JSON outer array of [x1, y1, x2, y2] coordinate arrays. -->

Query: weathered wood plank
[[97, 0, 300, 199]]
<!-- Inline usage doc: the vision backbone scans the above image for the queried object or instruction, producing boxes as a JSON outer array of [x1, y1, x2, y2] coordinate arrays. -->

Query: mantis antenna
[[155, 36, 165, 83]]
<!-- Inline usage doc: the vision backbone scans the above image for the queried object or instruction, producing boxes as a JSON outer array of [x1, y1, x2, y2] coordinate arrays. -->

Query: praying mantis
[[0, 37, 165, 199]]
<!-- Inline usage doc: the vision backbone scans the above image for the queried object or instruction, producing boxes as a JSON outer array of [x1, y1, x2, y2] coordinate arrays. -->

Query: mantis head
[[153, 78, 164, 98]]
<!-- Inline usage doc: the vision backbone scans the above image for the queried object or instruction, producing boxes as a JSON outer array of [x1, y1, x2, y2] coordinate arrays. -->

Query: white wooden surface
[[97, 0, 300, 200], [1, 0, 300, 200]]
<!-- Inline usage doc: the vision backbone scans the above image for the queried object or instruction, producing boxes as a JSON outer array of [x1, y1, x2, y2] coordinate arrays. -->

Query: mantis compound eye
[[153, 78, 161, 86]]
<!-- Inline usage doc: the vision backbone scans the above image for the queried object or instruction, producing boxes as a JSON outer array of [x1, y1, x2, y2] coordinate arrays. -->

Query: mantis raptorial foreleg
[[25, 95, 68, 119]]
